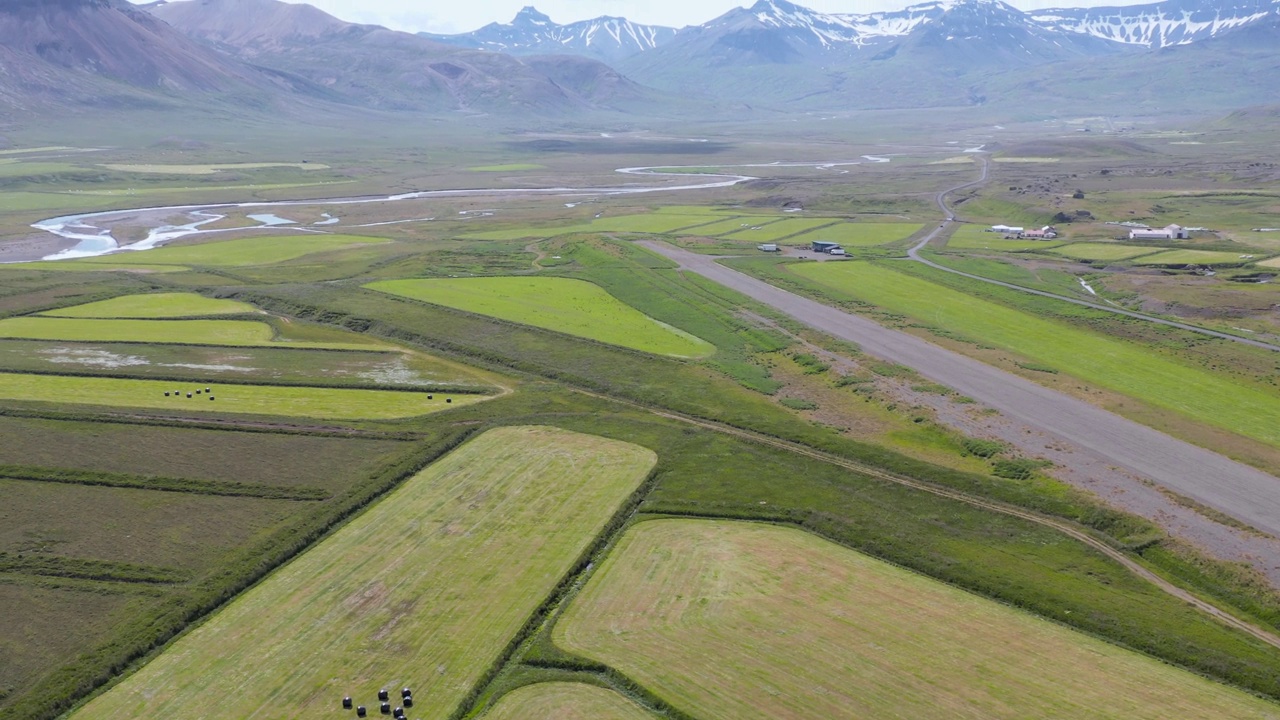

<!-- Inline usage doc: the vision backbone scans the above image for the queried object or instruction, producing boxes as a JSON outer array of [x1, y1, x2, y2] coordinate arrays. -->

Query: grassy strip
[[0, 555, 188, 585], [0, 465, 330, 501], [41, 293, 258, 319], [1, 429, 475, 720], [0, 367, 494, 396]]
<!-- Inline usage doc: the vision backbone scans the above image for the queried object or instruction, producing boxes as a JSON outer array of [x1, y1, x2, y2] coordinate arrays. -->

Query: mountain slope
[[421, 6, 678, 63], [149, 0, 650, 114], [1032, 0, 1280, 47], [0, 0, 297, 116]]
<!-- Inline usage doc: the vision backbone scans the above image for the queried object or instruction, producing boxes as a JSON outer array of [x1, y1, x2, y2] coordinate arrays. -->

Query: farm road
[[638, 240, 1280, 538]]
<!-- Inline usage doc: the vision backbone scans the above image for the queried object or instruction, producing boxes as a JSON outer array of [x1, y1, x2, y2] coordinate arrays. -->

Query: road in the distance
[[639, 240, 1280, 537]]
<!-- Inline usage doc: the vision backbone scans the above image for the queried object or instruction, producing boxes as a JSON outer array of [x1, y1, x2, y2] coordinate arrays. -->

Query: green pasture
[[366, 277, 715, 358], [483, 683, 652, 720], [791, 261, 1280, 447], [680, 216, 783, 237], [100, 163, 329, 175], [1050, 243, 1166, 261], [72, 426, 655, 720], [0, 162, 82, 178], [556, 519, 1280, 720], [790, 222, 925, 247], [66, 235, 390, 268], [41, 293, 259, 318], [1134, 249, 1261, 266], [0, 316, 376, 349], [0, 192, 120, 214], [947, 224, 1064, 251], [464, 213, 720, 240], [0, 372, 478, 419], [722, 218, 838, 242], [918, 254, 1086, 296]]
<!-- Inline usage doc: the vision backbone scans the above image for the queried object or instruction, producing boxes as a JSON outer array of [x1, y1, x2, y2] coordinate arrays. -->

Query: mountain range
[[0, 0, 1274, 121]]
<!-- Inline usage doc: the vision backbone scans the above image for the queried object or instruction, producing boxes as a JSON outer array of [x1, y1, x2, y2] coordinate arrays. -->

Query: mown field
[[1134, 249, 1261, 266], [789, 260, 1280, 448], [0, 316, 376, 349], [72, 426, 655, 720], [789, 222, 924, 247], [41, 292, 259, 318], [367, 277, 716, 358], [556, 519, 1280, 720], [722, 217, 837, 242], [0, 372, 479, 419], [945, 224, 1063, 251], [1048, 242, 1165, 261], [482, 682, 652, 720], [43, 235, 390, 269]]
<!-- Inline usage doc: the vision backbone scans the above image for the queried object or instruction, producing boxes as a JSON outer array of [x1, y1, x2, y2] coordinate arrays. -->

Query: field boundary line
[[583, 389, 1280, 653], [910, 156, 1280, 353]]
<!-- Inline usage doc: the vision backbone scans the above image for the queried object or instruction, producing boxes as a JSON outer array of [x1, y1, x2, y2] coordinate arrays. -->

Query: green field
[[791, 261, 1280, 447], [722, 218, 837, 242], [101, 163, 329, 174], [463, 213, 721, 240], [790, 222, 925, 247], [468, 164, 546, 172], [679, 216, 782, 237], [366, 277, 715, 358], [1050, 243, 1167, 261], [0, 316, 376, 349], [65, 235, 390, 268], [483, 683, 652, 720], [0, 372, 478, 419], [1134, 249, 1260, 266], [41, 293, 259, 318], [948, 224, 1064, 251], [72, 426, 655, 720], [556, 519, 1280, 719]]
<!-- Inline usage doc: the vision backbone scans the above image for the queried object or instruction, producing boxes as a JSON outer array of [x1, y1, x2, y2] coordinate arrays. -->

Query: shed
[[757, 243, 779, 252], [811, 241, 840, 253]]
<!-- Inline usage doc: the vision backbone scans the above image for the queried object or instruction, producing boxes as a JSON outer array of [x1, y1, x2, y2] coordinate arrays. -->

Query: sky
[[269, 0, 1147, 34]]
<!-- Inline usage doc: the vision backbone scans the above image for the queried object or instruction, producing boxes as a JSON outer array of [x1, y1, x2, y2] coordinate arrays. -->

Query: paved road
[[640, 240, 1280, 537], [907, 157, 1280, 353]]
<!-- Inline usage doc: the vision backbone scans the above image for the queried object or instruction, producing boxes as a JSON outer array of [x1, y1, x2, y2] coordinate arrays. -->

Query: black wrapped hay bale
[[403, 696, 413, 708], [380, 701, 391, 714], [343, 696, 353, 709], [356, 706, 367, 717], [394, 707, 403, 718], [378, 689, 389, 701], [401, 688, 412, 699]]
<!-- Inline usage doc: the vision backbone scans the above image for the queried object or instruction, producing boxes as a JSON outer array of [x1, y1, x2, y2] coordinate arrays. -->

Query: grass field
[[67, 235, 390, 268], [463, 213, 722, 240], [556, 519, 1280, 720], [0, 316, 376, 349], [680, 216, 783, 237], [789, 222, 925, 247], [790, 261, 1280, 447], [468, 164, 546, 171], [947, 225, 1064, 251], [483, 683, 653, 720], [0, 372, 479, 419], [366, 277, 715, 358], [40, 293, 259, 318], [71, 426, 655, 720], [721, 218, 837, 242], [1134, 249, 1261, 266], [1049, 243, 1167, 261], [100, 163, 329, 174]]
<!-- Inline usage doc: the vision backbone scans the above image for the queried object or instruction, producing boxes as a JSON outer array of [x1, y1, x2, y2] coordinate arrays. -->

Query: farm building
[[1022, 226, 1058, 239], [758, 243, 779, 252], [811, 241, 846, 255], [1129, 224, 1189, 240], [991, 224, 1024, 234]]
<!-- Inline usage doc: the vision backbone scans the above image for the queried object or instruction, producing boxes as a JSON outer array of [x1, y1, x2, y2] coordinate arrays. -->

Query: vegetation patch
[[482, 682, 652, 720], [1134, 250, 1260, 266], [367, 276, 716, 358], [789, 222, 924, 247], [779, 397, 818, 410], [40, 293, 259, 319], [722, 218, 837, 242], [72, 426, 655, 720], [70, 235, 390, 267], [0, 316, 374, 349], [556, 519, 1280, 720], [0, 372, 480, 419], [100, 163, 329, 175], [1049, 243, 1166, 261], [467, 164, 546, 172]]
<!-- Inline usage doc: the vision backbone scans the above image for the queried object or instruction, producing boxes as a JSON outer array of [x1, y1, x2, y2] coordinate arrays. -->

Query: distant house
[[1021, 226, 1058, 240], [1129, 224, 1189, 240], [991, 224, 1024, 234]]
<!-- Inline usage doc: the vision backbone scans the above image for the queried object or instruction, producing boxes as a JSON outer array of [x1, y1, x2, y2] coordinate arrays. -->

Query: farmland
[[0, 372, 480, 419], [1134, 249, 1260, 266], [945, 224, 1060, 251], [67, 235, 390, 267], [483, 683, 652, 720], [41, 293, 259, 318], [367, 277, 716, 358], [556, 519, 1280, 720], [789, 260, 1280, 448], [1049, 242, 1165, 261], [101, 163, 329, 174], [72, 426, 655, 720], [0, 316, 378, 349], [789, 222, 925, 247]]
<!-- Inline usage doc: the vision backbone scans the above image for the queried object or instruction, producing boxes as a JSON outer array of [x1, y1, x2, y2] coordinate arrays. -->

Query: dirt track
[[639, 240, 1280, 538]]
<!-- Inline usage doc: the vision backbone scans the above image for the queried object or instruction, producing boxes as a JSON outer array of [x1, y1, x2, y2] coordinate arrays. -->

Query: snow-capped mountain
[[420, 6, 678, 62], [1031, 0, 1280, 47]]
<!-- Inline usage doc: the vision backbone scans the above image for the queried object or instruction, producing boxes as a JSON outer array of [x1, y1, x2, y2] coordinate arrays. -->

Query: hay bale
[[380, 701, 391, 714], [403, 696, 414, 708], [445, 398, 452, 404], [209, 396, 215, 401], [356, 706, 367, 717], [378, 689, 389, 701], [401, 688, 412, 699], [343, 697, 353, 709]]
